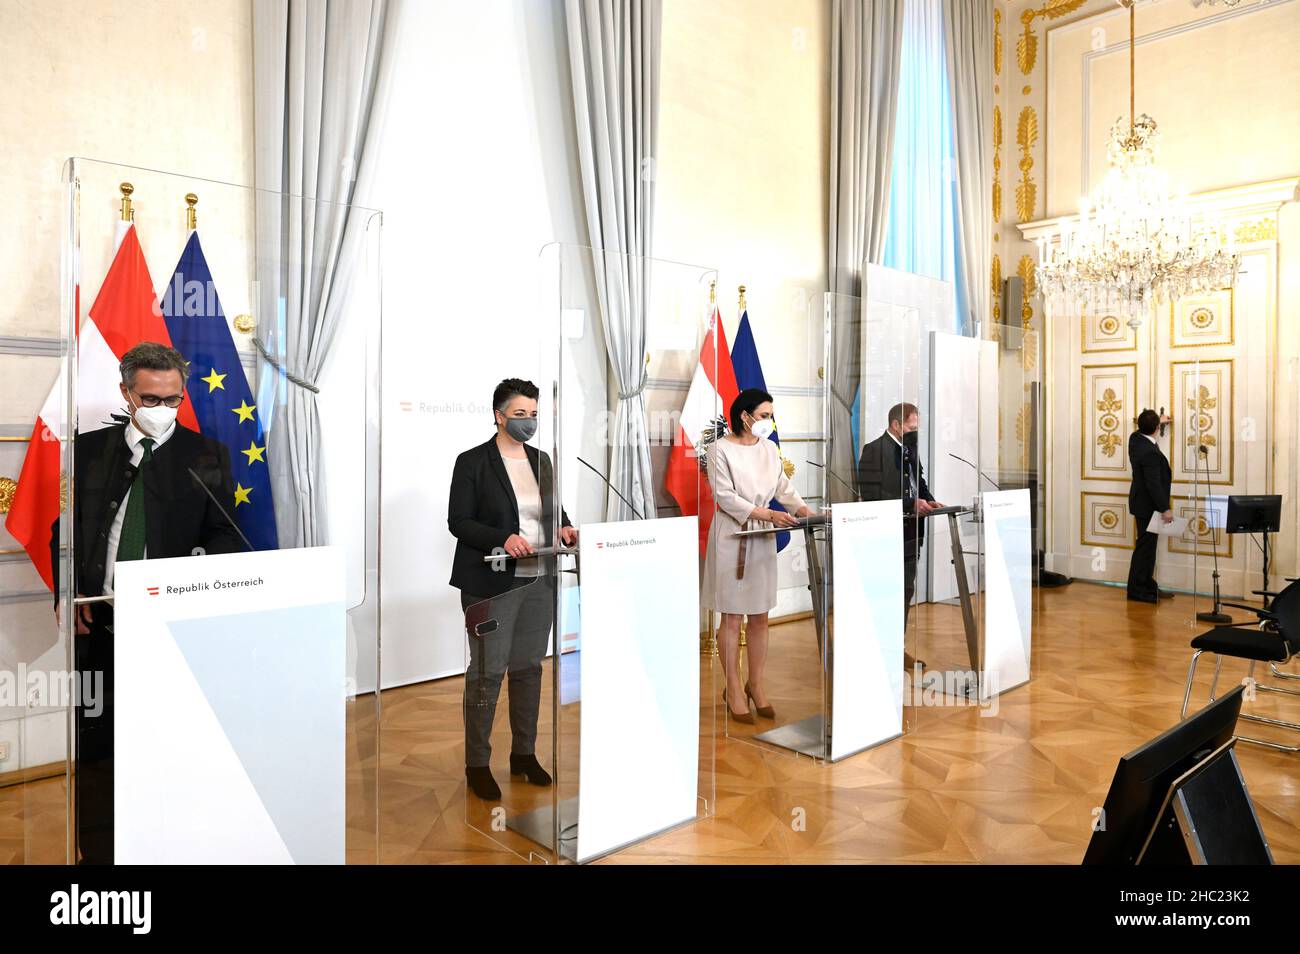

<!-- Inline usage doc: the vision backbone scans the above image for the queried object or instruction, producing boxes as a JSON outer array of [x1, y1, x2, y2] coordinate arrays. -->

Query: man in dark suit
[[54, 341, 245, 863], [1127, 408, 1174, 603], [857, 402, 943, 667]]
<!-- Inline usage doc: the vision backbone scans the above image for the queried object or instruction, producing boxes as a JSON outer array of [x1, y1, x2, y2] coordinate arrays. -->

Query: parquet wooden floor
[[4, 583, 1298, 864]]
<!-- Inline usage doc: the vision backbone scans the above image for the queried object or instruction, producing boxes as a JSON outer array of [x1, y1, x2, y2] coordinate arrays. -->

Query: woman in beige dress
[[704, 388, 813, 723]]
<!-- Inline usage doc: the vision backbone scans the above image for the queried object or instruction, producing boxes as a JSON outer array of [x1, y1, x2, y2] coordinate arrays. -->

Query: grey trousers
[[460, 576, 554, 768]]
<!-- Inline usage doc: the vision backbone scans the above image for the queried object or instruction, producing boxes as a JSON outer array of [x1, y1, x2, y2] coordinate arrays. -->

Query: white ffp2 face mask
[[130, 397, 179, 437], [750, 418, 775, 441]]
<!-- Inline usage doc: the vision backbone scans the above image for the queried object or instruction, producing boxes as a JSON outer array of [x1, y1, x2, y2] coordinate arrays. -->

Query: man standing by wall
[[1127, 408, 1174, 604]]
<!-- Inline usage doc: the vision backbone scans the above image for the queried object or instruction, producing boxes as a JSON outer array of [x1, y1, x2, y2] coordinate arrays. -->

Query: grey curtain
[[253, 0, 392, 547], [827, 0, 904, 499], [943, 0, 994, 336], [563, 0, 662, 522]]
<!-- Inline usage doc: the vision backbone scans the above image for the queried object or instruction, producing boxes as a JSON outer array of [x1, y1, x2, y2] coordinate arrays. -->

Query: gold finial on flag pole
[[119, 182, 134, 222], [738, 285, 747, 312], [709, 279, 716, 305], [185, 193, 198, 230]]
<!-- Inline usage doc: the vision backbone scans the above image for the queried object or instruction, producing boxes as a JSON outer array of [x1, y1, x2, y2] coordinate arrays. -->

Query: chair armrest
[[1219, 601, 1276, 621], [1252, 590, 1280, 598]]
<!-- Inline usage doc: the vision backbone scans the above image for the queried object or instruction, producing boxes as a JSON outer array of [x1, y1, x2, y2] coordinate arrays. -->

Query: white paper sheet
[[1147, 512, 1190, 537]]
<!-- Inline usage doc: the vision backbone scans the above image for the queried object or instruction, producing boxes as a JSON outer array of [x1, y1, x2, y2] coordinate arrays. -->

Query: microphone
[[577, 456, 644, 520], [188, 467, 255, 552], [806, 460, 861, 501], [948, 453, 1001, 491]]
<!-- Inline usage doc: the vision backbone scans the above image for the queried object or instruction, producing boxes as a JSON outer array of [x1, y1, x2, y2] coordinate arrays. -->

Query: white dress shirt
[[103, 418, 176, 595]]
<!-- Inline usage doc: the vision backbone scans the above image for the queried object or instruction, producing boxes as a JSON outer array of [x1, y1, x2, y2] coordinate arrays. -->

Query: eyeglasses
[[133, 392, 186, 408]]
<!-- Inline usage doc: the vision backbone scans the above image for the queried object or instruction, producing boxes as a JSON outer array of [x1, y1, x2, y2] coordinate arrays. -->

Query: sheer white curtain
[[883, 0, 960, 323]]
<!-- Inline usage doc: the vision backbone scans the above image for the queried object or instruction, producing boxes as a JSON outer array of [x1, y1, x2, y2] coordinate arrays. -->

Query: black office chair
[[1180, 578, 1300, 753]]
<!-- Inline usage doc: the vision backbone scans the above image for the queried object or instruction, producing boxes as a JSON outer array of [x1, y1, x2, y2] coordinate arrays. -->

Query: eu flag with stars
[[731, 308, 790, 553], [161, 231, 278, 550]]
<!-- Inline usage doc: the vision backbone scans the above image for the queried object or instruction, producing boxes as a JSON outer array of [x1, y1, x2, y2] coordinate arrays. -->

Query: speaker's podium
[[110, 546, 349, 864], [468, 520, 702, 864], [732, 504, 907, 761], [458, 243, 719, 864]]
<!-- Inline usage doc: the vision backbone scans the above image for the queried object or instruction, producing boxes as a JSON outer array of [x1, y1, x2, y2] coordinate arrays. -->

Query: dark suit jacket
[[447, 436, 572, 598], [1128, 431, 1172, 526], [856, 431, 935, 544], [52, 422, 246, 601]]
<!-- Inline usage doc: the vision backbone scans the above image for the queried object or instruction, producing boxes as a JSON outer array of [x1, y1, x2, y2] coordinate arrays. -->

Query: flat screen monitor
[[1082, 686, 1243, 865], [1225, 495, 1281, 534]]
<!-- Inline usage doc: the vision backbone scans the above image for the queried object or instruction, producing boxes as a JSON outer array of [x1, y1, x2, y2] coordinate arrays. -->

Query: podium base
[[507, 797, 579, 862], [752, 714, 828, 759]]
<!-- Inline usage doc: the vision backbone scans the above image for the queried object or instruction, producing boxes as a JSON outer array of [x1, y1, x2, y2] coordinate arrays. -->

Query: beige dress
[[702, 436, 807, 615]]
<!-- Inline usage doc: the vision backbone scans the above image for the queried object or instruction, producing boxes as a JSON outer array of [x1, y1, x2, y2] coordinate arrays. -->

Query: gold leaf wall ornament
[[1234, 218, 1277, 243], [994, 7, 1003, 76], [991, 254, 1003, 324], [1096, 387, 1124, 459], [1186, 385, 1218, 448], [0, 476, 16, 514], [992, 104, 1003, 222], [1015, 106, 1038, 222], [1019, 0, 1087, 75], [1017, 11, 1038, 74], [1017, 254, 1037, 299]]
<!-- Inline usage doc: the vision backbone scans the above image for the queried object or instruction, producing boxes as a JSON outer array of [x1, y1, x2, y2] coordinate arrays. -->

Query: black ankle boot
[[465, 765, 501, 800], [509, 752, 552, 786]]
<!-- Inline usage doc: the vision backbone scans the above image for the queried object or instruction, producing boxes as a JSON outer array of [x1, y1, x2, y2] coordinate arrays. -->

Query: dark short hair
[[888, 402, 919, 426], [1137, 409, 1160, 435], [120, 341, 188, 389], [492, 378, 540, 421], [729, 388, 774, 434]]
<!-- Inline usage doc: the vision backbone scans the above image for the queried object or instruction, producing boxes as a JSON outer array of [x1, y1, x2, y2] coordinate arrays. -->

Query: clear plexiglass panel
[[41, 158, 380, 865]]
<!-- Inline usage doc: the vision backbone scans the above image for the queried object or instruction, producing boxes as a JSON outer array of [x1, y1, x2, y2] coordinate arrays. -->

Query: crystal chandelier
[[1037, 0, 1239, 328]]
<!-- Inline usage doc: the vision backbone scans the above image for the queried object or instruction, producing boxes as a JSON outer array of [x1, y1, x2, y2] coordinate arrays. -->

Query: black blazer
[[52, 421, 247, 599], [856, 431, 935, 543], [447, 436, 571, 598], [1128, 431, 1172, 525]]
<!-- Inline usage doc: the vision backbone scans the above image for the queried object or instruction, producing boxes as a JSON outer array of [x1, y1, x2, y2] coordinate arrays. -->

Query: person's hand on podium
[[560, 525, 578, 547], [502, 533, 534, 558], [759, 507, 800, 528], [916, 499, 938, 517], [55, 595, 93, 635]]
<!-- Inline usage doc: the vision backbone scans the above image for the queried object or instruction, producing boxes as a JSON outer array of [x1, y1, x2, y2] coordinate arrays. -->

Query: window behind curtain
[[882, 0, 964, 328]]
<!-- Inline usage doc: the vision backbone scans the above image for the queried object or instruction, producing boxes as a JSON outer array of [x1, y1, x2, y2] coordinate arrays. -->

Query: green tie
[[116, 437, 154, 563]]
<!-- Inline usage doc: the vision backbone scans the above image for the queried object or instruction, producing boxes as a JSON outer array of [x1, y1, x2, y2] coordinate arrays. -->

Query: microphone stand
[[1194, 445, 1231, 625], [577, 455, 644, 520]]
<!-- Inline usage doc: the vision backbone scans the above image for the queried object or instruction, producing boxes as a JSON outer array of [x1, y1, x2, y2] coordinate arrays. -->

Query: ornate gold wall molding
[[991, 254, 1003, 323], [993, 104, 1004, 223], [1169, 495, 1233, 559], [1170, 288, 1234, 349], [1081, 307, 1137, 353], [1015, 106, 1038, 222], [1233, 218, 1278, 244], [1017, 0, 1087, 75], [1080, 491, 1135, 550], [995, 7, 1004, 77], [1081, 363, 1136, 481], [1170, 359, 1234, 487]]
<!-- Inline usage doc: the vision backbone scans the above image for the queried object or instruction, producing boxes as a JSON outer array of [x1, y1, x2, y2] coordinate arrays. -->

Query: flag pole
[[119, 182, 134, 222], [738, 284, 746, 313], [185, 193, 197, 230], [703, 278, 718, 658]]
